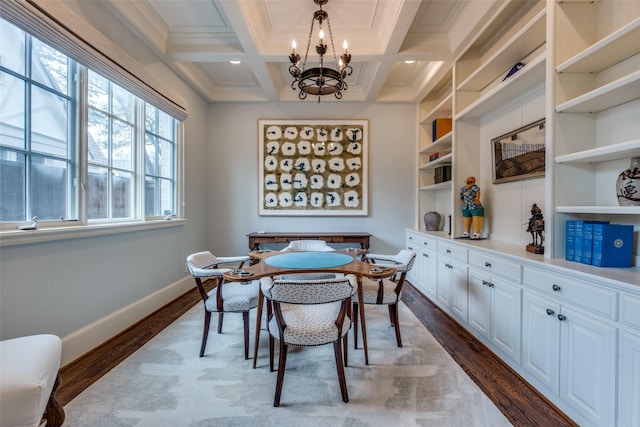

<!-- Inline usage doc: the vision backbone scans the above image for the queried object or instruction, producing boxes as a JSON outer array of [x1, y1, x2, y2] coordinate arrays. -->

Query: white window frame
[[0, 8, 187, 246]]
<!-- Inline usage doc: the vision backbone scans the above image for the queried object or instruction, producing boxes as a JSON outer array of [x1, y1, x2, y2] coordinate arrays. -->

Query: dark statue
[[526, 203, 544, 254]]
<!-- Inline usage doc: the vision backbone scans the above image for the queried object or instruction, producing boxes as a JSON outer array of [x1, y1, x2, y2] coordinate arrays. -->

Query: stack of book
[[434, 165, 452, 184], [566, 220, 634, 267]]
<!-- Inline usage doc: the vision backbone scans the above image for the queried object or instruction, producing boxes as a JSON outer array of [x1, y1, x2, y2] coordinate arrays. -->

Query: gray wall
[[207, 103, 417, 255]]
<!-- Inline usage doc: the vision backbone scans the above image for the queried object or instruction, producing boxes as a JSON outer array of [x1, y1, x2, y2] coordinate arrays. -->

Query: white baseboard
[[60, 276, 194, 366]]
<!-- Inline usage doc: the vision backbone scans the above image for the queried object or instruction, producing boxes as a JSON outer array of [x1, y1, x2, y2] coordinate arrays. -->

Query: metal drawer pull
[[445, 263, 453, 269], [552, 284, 561, 291], [546, 309, 554, 316], [423, 253, 428, 258], [485, 262, 492, 268], [557, 314, 567, 321], [446, 249, 451, 254]]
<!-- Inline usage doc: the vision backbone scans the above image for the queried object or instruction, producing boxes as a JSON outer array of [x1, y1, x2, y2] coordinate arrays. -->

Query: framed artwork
[[258, 119, 368, 216], [492, 118, 546, 184]]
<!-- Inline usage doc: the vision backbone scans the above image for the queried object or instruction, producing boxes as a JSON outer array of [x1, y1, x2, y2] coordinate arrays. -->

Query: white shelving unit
[[417, 68, 454, 231], [411, 2, 640, 425], [553, 0, 640, 263]]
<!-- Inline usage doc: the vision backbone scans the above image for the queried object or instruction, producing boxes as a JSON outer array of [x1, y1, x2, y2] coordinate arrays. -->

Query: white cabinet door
[[560, 306, 617, 427], [619, 329, 640, 427], [468, 273, 491, 340], [522, 290, 561, 394], [450, 261, 468, 323], [436, 257, 453, 309], [490, 277, 521, 363], [421, 249, 437, 299], [469, 270, 521, 363]]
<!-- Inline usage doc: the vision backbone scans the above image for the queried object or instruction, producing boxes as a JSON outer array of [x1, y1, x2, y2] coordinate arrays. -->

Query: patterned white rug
[[64, 302, 512, 426]]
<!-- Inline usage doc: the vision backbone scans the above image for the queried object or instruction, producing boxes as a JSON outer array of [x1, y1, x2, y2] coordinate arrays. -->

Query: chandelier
[[289, 0, 353, 102]]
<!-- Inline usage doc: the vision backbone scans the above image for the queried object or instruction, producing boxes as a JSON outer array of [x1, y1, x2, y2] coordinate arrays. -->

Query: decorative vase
[[616, 157, 640, 206], [424, 211, 441, 231]]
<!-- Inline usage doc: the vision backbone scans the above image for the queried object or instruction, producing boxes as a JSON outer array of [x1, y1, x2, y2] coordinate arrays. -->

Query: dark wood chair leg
[[390, 303, 402, 347], [343, 333, 348, 367], [274, 341, 288, 407], [333, 341, 349, 403], [243, 311, 250, 360], [269, 335, 275, 372], [217, 312, 224, 334], [352, 302, 359, 349], [200, 310, 211, 357], [44, 373, 65, 427]]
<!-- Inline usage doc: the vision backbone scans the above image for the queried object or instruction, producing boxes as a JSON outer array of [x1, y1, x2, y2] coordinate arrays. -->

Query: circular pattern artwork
[[259, 120, 368, 215]]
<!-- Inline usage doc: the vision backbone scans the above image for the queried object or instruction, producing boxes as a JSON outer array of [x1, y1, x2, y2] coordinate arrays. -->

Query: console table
[[246, 232, 371, 251]]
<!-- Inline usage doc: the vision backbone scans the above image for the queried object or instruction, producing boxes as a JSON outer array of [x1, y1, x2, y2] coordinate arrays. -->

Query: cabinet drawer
[[523, 267, 618, 319], [468, 251, 521, 283], [420, 236, 437, 252], [621, 294, 640, 330], [406, 232, 419, 251], [438, 242, 467, 263]]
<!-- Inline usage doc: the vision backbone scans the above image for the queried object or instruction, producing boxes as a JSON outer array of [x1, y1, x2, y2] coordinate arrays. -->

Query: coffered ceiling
[[103, 0, 501, 103]]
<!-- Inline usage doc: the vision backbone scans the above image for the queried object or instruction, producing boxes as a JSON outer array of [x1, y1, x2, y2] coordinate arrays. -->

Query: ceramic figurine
[[459, 176, 484, 239]]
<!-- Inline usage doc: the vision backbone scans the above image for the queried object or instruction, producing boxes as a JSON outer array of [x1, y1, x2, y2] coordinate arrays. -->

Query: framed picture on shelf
[[258, 119, 368, 216], [492, 118, 545, 184]]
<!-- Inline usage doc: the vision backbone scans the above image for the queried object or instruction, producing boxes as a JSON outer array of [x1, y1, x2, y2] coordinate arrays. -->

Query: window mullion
[[77, 66, 89, 224], [136, 98, 144, 220]]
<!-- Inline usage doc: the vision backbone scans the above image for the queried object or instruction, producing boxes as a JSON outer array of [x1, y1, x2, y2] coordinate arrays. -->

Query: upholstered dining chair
[[353, 249, 417, 348], [280, 239, 335, 252], [186, 251, 260, 359], [260, 275, 357, 407]]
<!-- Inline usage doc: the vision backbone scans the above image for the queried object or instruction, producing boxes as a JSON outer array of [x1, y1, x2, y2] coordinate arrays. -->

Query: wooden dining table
[[222, 249, 396, 367]]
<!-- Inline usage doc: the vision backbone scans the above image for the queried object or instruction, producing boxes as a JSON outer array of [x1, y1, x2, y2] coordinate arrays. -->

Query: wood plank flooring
[[58, 281, 577, 427]]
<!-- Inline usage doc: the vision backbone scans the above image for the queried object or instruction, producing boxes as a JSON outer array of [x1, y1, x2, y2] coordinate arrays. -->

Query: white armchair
[[353, 249, 417, 348], [186, 251, 260, 358], [280, 239, 335, 252], [0, 334, 65, 427]]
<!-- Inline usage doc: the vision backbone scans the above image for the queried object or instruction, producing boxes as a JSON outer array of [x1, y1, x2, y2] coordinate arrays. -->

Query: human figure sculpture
[[526, 203, 544, 247], [459, 176, 484, 239]]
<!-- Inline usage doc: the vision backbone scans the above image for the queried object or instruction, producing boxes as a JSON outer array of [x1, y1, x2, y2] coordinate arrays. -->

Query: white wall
[[207, 102, 418, 255]]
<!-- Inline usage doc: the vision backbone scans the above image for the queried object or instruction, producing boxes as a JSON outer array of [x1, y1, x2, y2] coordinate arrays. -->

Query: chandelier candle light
[[289, 0, 353, 102]]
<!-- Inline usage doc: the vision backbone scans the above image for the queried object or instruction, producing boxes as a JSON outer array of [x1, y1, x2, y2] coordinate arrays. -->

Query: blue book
[[581, 221, 610, 264], [565, 220, 577, 261], [592, 224, 635, 268], [574, 221, 583, 263]]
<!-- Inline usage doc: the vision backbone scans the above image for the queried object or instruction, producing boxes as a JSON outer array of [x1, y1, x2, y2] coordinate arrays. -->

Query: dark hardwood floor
[[58, 281, 577, 427]]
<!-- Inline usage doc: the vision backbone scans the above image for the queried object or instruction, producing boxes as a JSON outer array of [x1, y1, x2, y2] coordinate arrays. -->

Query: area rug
[[64, 302, 512, 426]]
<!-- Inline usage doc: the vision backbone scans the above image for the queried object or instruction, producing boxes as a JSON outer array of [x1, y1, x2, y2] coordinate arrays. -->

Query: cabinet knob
[[408, 246, 414, 250], [446, 249, 451, 254], [546, 309, 555, 316], [485, 262, 492, 268], [482, 280, 489, 286], [552, 284, 561, 292], [557, 314, 567, 321], [446, 263, 453, 269], [423, 253, 428, 258]]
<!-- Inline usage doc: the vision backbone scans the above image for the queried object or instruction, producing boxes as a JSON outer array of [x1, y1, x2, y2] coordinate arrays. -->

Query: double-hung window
[[0, 16, 181, 234]]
